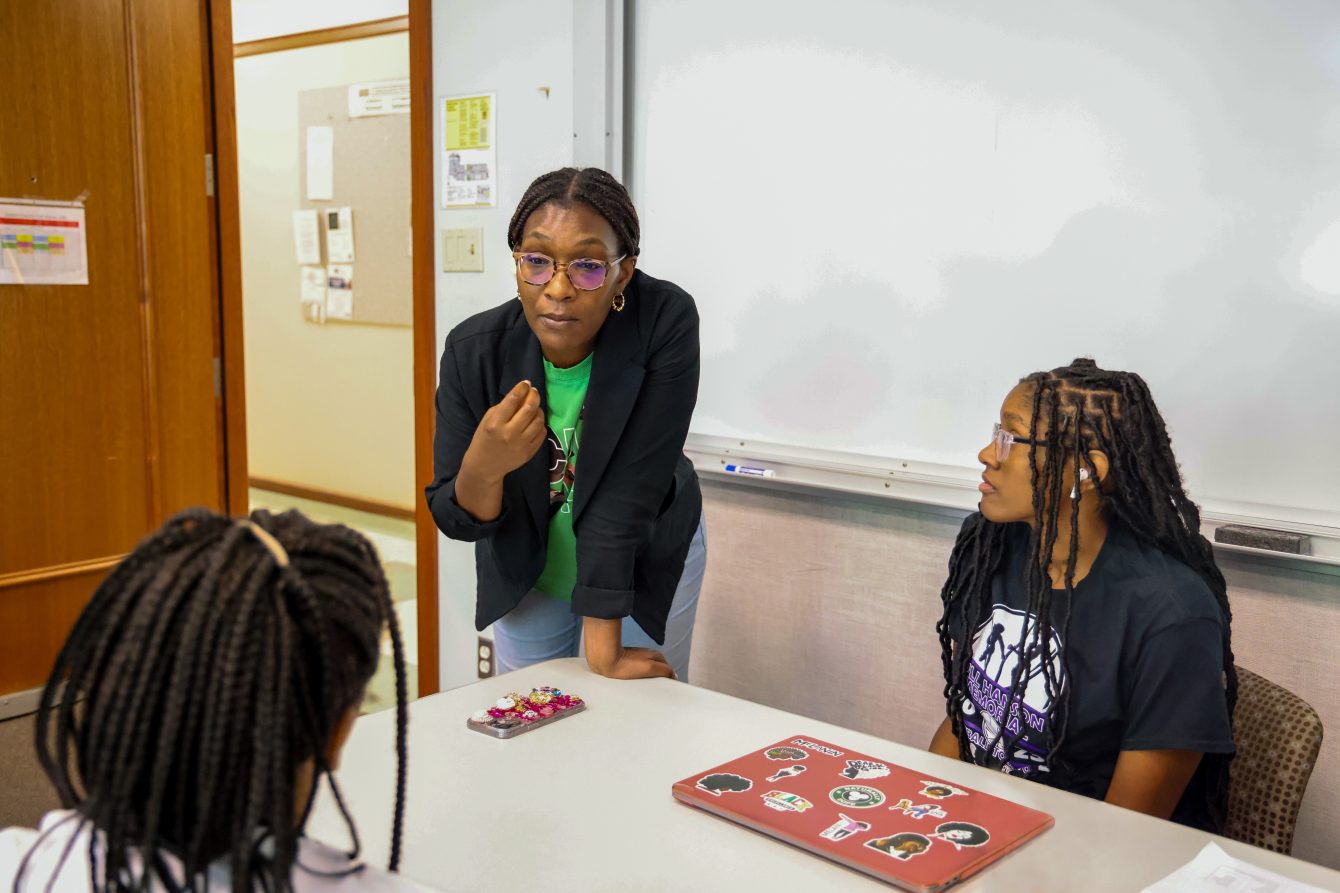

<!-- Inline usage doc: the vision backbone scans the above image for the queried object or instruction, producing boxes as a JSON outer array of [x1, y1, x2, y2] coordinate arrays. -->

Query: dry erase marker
[[723, 464, 775, 478]]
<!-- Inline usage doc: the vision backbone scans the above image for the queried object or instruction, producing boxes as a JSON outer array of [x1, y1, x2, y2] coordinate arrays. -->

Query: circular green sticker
[[829, 785, 885, 808]]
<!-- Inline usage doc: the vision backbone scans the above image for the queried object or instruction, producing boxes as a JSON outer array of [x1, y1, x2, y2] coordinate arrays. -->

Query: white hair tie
[[236, 518, 291, 567]]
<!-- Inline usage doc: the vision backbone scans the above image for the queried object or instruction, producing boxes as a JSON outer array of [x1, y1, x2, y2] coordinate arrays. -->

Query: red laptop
[[672, 735, 1053, 892]]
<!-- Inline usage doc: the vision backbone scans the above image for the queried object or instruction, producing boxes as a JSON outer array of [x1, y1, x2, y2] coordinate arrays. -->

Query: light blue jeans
[[493, 514, 707, 682]]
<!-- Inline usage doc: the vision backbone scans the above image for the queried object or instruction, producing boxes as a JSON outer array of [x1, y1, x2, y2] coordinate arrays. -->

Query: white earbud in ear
[[1071, 468, 1091, 500]]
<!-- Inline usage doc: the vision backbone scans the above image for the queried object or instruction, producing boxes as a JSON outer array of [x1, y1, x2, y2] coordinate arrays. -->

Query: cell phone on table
[[466, 685, 586, 739]]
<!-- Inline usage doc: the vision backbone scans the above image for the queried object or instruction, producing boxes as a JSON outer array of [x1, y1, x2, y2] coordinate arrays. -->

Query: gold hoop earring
[[611, 293, 626, 312]]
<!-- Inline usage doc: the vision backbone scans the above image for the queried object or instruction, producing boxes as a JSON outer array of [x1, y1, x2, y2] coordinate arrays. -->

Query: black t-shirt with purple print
[[947, 516, 1235, 832]]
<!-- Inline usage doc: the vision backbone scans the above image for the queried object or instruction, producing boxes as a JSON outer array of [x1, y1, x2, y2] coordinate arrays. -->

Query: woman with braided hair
[[0, 508, 422, 893], [427, 167, 706, 681], [928, 359, 1236, 831]]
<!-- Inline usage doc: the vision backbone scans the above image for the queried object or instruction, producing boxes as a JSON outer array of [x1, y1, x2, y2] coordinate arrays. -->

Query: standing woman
[[427, 167, 706, 681]]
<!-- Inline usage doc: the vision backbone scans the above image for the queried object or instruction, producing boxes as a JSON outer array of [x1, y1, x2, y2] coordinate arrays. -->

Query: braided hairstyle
[[507, 167, 640, 257], [935, 358, 1237, 826], [28, 507, 409, 893]]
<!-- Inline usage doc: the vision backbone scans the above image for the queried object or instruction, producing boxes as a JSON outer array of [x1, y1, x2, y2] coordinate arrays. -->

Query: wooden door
[[0, 0, 235, 698]]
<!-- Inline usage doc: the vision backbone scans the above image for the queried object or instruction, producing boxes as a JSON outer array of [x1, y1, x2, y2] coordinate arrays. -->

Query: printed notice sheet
[[442, 93, 497, 208], [0, 200, 89, 285]]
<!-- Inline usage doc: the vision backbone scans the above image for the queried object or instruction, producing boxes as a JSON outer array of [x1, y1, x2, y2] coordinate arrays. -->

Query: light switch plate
[[443, 227, 484, 272]]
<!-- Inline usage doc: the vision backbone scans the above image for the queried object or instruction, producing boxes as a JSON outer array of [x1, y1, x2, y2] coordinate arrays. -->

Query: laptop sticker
[[890, 799, 948, 820], [830, 785, 886, 808], [865, 833, 932, 861], [930, 822, 991, 850], [767, 765, 807, 783], [761, 790, 813, 813], [791, 738, 845, 757], [918, 781, 969, 800], [840, 759, 891, 780], [819, 813, 871, 842], [696, 773, 753, 796]]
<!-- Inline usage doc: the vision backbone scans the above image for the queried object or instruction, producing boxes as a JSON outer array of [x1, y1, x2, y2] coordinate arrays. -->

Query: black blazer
[[425, 269, 702, 644]]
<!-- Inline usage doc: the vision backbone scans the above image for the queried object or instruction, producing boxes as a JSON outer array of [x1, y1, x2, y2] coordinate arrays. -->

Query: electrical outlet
[[477, 637, 495, 678]]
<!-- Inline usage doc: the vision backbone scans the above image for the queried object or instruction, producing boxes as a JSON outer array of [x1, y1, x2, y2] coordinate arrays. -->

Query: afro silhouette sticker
[[695, 773, 753, 796]]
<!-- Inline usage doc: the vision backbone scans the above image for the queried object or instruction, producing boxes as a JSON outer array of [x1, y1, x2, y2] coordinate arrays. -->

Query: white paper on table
[[292, 209, 321, 264], [349, 79, 410, 117], [0, 199, 89, 285], [1142, 843, 1331, 893], [305, 126, 334, 200], [326, 288, 353, 320], [324, 206, 354, 262], [300, 266, 326, 303]]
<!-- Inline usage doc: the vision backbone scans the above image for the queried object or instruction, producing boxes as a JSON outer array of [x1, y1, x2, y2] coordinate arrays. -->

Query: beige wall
[[690, 479, 1340, 870], [235, 34, 415, 510]]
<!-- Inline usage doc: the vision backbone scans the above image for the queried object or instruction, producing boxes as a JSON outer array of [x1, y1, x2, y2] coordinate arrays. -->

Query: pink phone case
[[465, 685, 586, 739]]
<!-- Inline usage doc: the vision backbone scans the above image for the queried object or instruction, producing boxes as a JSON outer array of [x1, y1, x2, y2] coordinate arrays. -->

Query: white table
[[309, 659, 1340, 892]]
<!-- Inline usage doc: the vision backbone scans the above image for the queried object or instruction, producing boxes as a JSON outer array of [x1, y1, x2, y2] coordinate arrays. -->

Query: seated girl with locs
[[929, 358, 1236, 831]]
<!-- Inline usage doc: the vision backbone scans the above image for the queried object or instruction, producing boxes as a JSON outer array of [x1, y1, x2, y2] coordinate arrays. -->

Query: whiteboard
[[630, 0, 1340, 529]]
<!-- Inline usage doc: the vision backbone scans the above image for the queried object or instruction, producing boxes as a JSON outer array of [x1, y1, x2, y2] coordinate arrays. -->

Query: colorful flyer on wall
[[0, 199, 89, 285], [442, 93, 497, 208]]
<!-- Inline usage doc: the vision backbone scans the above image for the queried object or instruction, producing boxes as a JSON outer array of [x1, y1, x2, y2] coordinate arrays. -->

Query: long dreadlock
[[507, 167, 640, 258], [25, 507, 409, 893], [935, 357, 1237, 827]]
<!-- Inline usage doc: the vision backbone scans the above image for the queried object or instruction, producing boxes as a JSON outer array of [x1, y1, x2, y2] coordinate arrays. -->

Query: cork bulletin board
[[297, 85, 411, 326]]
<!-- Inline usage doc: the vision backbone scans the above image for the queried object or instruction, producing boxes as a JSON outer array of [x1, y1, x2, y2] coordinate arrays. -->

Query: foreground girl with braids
[[929, 359, 1237, 831], [0, 508, 422, 893], [427, 167, 705, 681]]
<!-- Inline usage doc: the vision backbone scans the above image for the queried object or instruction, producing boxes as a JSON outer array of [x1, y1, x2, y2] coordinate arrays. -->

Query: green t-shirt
[[533, 352, 593, 600]]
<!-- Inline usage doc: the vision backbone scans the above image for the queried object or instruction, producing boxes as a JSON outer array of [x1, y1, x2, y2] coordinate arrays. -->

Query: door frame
[[208, 1, 441, 696]]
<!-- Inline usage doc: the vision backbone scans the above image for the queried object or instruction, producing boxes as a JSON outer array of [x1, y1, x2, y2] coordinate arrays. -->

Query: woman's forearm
[[454, 448, 505, 522], [582, 617, 622, 675], [582, 617, 675, 679]]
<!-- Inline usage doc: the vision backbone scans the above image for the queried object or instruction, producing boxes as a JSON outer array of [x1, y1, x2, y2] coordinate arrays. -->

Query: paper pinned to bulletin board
[[442, 93, 497, 208], [349, 79, 410, 118], [0, 199, 89, 285]]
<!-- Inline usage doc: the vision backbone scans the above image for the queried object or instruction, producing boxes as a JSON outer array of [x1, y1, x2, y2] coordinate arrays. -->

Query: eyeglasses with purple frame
[[513, 252, 627, 291]]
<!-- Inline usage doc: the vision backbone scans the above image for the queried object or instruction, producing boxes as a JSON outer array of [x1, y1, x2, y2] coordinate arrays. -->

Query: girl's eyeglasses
[[514, 252, 626, 291], [992, 422, 1053, 461]]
